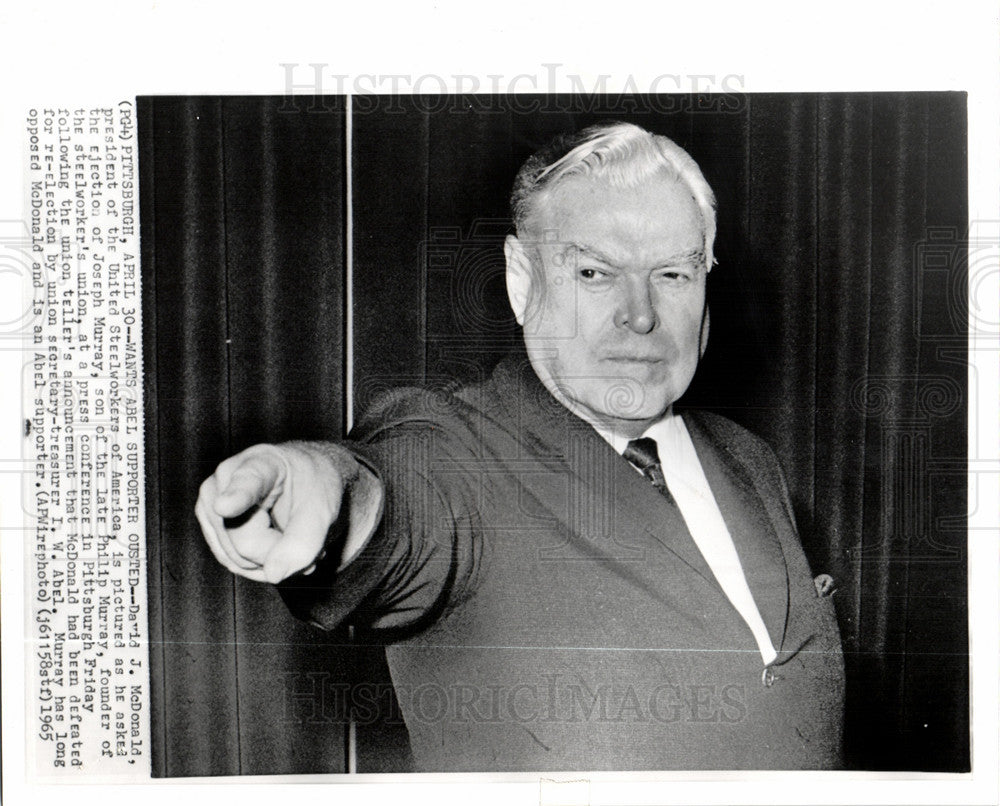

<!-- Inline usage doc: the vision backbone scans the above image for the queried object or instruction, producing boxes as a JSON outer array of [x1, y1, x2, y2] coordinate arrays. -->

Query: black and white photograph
[[138, 93, 969, 776], [4, 5, 998, 806]]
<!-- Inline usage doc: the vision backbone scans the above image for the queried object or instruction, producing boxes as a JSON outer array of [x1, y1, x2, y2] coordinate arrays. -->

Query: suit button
[[761, 666, 776, 687]]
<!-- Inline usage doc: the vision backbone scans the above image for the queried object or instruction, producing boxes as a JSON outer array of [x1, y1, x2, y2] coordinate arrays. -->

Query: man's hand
[[195, 442, 378, 584]]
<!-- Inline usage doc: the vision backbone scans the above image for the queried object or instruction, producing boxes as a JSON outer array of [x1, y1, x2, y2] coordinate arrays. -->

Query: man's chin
[[541, 373, 678, 428], [588, 395, 675, 428], [594, 382, 674, 419]]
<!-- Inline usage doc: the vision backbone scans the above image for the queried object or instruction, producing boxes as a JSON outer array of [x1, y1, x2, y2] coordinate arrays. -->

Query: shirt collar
[[590, 408, 681, 456]]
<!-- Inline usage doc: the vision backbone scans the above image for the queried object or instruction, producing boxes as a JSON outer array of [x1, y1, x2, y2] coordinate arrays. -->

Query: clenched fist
[[195, 442, 383, 584]]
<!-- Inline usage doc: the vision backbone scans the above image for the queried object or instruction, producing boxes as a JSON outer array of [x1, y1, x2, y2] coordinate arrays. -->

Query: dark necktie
[[623, 437, 673, 501]]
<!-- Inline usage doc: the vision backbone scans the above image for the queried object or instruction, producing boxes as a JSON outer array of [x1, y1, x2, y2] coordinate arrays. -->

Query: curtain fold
[[141, 92, 969, 775], [142, 96, 353, 776], [142, 97, 241, 777]]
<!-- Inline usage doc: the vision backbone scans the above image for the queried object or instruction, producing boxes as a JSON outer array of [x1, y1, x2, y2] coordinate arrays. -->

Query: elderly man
[[195, 122, 844, 771]]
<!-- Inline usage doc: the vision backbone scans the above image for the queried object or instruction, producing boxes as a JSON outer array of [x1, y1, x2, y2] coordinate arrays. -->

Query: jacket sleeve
[[276, 422, 484, 635]]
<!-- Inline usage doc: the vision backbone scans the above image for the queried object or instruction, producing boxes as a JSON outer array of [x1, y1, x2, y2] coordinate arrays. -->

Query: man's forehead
[[544, 169, 694, 208], [534, 171, 702, 227]]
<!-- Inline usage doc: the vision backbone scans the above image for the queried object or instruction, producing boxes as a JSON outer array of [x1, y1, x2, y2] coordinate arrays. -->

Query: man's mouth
[[602, 355, 665, 364]]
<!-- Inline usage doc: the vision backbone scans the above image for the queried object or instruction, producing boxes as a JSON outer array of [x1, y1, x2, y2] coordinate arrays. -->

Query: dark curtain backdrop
[[139, 93, 969, 776]]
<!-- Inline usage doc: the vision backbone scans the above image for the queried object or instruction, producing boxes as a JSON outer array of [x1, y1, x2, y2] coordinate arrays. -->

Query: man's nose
[[613, 281, 657, 334]]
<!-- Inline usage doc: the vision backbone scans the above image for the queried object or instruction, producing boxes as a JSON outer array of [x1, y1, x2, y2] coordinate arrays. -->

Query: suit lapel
[[683, 412, 791, 652], [493, 353, 723, 588], [487, 351, 790, 650]]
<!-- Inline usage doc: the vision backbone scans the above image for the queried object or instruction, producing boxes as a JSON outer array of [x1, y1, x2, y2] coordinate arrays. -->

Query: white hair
[[510, 122, 718, 268]]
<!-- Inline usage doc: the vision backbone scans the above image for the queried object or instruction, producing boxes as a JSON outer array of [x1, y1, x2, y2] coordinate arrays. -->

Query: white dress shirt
[[592, 412, 778, 666]]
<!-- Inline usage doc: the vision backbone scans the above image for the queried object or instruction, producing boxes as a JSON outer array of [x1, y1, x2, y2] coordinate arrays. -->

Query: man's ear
[[699, 305, 710, 358], [504, 234, 535, 326]]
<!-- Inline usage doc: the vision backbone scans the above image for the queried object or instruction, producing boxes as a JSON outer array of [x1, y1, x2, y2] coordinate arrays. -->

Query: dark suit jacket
[[280, 350, 845, 771]]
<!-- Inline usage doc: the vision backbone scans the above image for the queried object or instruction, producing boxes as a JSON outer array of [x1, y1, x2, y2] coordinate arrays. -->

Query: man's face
[[507, 171, 708, 436]]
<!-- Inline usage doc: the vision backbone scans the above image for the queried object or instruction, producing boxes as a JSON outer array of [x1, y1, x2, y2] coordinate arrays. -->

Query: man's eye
[[579, 268, 608, 280], [657, 269, 691, 283]]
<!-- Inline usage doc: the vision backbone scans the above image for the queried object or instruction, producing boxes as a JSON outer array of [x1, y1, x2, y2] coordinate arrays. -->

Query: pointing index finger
[[197, 475, 260, 572], [214, 450, 287, 519]]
